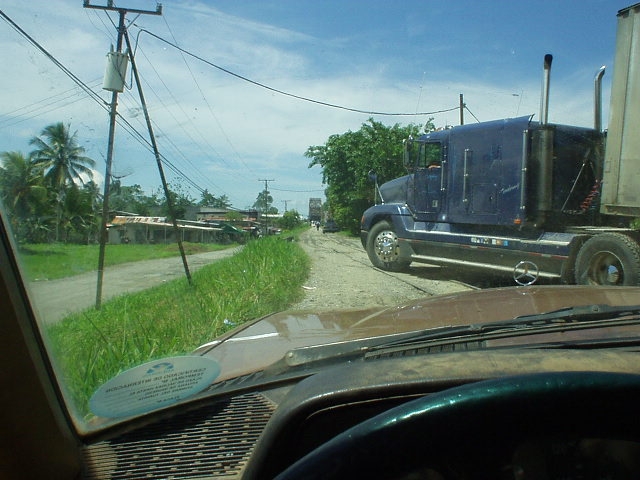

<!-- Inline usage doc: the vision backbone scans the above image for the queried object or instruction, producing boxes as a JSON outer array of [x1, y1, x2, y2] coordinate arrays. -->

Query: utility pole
[[459, 93, 465, 125], [281, 200, 291, 212], [123, 28, 192, 286], [83, 1, 162, 309], [259, 179, 274, 235]]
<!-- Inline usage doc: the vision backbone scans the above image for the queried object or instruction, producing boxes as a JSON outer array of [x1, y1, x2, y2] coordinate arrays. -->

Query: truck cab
[[361, 116, 620, 283], [361, 5, 640, 287]]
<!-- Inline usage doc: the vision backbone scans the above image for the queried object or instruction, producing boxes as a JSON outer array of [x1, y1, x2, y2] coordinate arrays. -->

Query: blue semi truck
[[360, 5, 640, 286]]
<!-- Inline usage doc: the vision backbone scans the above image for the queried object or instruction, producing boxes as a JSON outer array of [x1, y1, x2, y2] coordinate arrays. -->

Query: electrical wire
[[271, 187, 325, 193], [135, 27, 460, 118], [0, 9, 214, 198], [464, 105, 481, 123], [0, 10, 108, 111], [0, 81, 103, 128], [130, 40, 240, 181], [159, 17, 258, 178]]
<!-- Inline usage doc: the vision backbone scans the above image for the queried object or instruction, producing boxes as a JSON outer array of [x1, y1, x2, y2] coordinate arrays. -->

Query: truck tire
[[574, 233, 640, 286], [366, 220, 411, 272]]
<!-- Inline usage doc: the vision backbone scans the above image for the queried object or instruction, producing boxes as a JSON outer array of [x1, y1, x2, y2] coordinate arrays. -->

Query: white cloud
[[0, 0, 616, 212]]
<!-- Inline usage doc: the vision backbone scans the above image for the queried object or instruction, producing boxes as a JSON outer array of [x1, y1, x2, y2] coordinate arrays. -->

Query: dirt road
[[288, 228, 476, 311]]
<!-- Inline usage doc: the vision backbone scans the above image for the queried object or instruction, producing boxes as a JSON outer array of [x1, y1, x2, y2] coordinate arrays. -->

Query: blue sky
[[0, 0, 629, 213]]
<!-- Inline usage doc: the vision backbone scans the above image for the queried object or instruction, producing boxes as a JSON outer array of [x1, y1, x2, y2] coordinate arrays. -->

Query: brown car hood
[[194, 285, 640, 382]]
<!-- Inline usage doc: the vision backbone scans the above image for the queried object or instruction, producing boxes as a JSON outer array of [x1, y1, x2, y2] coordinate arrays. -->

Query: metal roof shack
[[108, 216, 241, 244]]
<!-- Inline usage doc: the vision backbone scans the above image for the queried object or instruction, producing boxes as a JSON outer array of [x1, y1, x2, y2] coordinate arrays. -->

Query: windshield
[[2, 0, 639, 462]]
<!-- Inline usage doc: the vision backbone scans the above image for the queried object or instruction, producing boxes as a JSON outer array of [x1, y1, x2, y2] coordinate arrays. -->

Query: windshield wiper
[[279, 304, 640, 369], [367, 304, 640, 353]]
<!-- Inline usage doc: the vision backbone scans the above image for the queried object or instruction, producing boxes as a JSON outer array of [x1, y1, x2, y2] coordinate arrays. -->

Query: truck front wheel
[[366, 220, 411, 272], [574, 233, 640, 286]]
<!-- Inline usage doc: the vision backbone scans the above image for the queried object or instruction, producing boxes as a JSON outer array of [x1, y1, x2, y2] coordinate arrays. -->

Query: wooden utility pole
[[459, 93, 465, 125], [83, 1, 163, 309], [123, 27, 192, 286]]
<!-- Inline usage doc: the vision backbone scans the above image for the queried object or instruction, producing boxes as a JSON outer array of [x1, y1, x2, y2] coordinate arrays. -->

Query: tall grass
[[46, 235, 310, 419]]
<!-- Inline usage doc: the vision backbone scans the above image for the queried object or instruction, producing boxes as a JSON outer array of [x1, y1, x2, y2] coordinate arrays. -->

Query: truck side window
[[418, 143, 442, 169]]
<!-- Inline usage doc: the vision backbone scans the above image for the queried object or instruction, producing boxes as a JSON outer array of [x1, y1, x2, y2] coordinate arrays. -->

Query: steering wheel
[[274, 372, 640, 479]]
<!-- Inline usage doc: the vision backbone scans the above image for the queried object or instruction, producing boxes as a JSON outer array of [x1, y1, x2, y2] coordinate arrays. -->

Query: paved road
[[29, 247, 240, 324]]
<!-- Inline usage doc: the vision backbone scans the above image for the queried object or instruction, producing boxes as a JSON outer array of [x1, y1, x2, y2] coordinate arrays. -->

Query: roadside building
[[108, 216, 223, 244], [107, 208, 259, 244]]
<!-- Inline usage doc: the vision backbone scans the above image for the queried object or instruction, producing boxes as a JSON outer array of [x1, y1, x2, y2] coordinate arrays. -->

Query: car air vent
[[366, 341, 485, 360], [83, 392, 275, 479]]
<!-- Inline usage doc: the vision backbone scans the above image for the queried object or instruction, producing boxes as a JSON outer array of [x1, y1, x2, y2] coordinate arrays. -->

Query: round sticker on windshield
[[89, 356, 221, 418]]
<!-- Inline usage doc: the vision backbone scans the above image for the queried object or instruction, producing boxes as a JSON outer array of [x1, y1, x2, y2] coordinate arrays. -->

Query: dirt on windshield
[[288, 228, 480, 311]]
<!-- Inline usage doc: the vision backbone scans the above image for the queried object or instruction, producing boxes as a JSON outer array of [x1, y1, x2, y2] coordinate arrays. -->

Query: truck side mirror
[[368, 170, 378, 183]]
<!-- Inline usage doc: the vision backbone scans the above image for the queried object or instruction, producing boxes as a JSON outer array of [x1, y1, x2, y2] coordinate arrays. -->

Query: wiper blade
[[368, 304, 640, 351], [281, 304, 640, 369], [502, 303, 640, 325]]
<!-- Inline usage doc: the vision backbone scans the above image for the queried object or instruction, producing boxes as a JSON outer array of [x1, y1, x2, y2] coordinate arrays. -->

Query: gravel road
[[288, 228, 475, 311]]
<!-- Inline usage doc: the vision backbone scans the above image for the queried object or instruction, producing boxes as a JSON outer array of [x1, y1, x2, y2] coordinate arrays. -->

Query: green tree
[[0, 151, 49, 241], [253, 190, 278, 214], [278, 209, 302, 230], [306, 118, 431, 234], [63, 181, 101, 243], [155, 183, 196, 220], [109, 184, 158, 216], [198, 189, 231, 208], [30, 122, 96, 241]]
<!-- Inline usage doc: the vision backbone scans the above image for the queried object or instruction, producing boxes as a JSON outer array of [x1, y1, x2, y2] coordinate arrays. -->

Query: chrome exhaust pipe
[[539, 54, 553, 125], [594, 65, 606, 132], [536, 54, 554, 226]]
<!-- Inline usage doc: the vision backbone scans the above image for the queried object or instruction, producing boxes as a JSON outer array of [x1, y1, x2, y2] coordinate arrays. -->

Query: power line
[[271, 187, 325, 193], [0, 9, 213, 199], [0, 9, 108, 111], [0, 81, 103, 128], [135, 27, 460, 118], [116, 83, 229, 196], [125, 41, 250, 193], [159, 17, 257, 178]]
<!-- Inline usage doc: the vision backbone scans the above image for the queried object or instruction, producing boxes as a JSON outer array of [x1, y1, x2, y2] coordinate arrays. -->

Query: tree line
[[1, 118, 428, 243], [306, 118, 434, 234], [0, 122, 233, 244]]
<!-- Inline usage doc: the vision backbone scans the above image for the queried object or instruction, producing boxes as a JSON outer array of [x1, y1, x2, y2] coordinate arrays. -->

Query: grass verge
[[19, 242, 234, 281], [47, 234, 310, 419]]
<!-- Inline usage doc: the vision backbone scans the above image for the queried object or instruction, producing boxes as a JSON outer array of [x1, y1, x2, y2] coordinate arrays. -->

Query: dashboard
[[83, 348, 640, 479]]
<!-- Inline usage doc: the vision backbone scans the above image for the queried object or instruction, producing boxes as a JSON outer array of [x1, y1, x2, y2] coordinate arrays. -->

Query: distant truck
[[361, 4, 640, 286], [308, 198, 323, 224]]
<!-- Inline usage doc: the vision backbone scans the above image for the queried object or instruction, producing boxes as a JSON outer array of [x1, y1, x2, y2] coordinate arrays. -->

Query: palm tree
[[30, 122, 96, 241], [0, 151, 47, 224]]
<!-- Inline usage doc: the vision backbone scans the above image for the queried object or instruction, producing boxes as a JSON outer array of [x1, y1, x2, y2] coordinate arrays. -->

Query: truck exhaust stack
[[594, 65, 606, 132], [536, 54, 554, 225], [540, 54, 553, 125]]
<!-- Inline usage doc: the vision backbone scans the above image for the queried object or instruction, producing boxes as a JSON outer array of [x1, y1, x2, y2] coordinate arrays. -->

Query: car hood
[[194, 285, 640, 382]]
